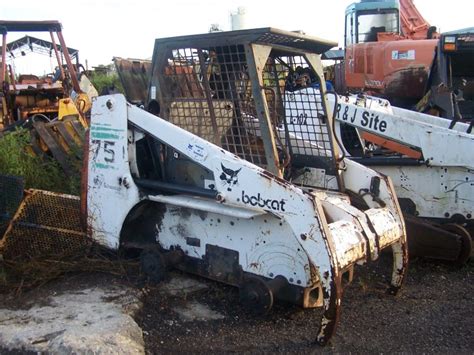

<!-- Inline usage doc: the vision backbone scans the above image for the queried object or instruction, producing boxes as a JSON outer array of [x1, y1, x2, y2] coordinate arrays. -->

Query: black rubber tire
[[239, 276, 274, 315], [140, 247, 167, 283]]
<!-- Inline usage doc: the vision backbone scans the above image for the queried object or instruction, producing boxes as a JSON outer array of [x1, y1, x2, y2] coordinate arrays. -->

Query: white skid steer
[[85, 93, 407, 346], [83, 28, 409, 345], [284, 87, 473, 263]]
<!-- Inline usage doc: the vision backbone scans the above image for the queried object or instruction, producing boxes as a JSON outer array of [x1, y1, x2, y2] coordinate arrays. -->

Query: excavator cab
[[345, 0, 401, 46], [343, 0, 438, 106]]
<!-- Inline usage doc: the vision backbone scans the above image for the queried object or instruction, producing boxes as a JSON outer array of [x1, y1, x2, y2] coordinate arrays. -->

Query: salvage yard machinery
[[342, 0, 474, 123], [333, 94, 473, 262], [2, 28, 409, 345], [0, 21, 96, 173], [81, 28, 409, 345], [284, 87, 473, 263]]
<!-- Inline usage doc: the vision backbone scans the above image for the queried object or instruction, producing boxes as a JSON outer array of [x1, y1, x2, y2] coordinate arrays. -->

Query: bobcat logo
[[220, 163, 241, 191]]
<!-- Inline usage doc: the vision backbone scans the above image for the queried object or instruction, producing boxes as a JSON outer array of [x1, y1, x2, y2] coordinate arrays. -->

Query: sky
[[1, 0, 473, 74]]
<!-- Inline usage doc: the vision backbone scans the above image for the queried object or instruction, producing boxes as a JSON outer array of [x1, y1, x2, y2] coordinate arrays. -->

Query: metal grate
[[0, 189, 89, 261], [275, 57, 334, 170], [153, 35, 337, 175], [159, 45, 268, 167]]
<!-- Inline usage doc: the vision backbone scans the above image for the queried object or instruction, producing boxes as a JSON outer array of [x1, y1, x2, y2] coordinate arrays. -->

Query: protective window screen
[[157, 45, 335, 173], [268, 55, 334, 170], [160, 45, 267, 167]]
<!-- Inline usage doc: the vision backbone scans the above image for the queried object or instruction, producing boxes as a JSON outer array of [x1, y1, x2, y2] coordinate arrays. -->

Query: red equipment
[[344, 0, 439, 107]]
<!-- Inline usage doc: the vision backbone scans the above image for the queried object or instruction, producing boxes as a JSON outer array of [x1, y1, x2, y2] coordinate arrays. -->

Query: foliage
[[0, 128, 81, 194], [89, 70, 124, 95]]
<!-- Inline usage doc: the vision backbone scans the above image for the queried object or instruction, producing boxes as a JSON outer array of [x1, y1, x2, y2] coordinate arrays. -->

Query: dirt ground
[[138, 255, 474, 353], [1, 255, 473, 354]]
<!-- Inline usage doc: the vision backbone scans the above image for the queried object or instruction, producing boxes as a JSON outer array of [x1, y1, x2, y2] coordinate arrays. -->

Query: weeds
[[0, 128, 81, 194], [0, 246, 140, 294], [89, 71, 124, 95]]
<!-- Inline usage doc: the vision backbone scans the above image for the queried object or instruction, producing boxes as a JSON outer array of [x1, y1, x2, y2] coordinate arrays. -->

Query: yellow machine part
[[58, 97, 88, 128], [74, 92, 92, 117], [0, 97, 7, 128]]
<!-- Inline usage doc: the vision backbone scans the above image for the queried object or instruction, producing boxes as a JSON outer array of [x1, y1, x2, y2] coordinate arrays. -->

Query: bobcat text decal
[[241, 191, 286, 212]]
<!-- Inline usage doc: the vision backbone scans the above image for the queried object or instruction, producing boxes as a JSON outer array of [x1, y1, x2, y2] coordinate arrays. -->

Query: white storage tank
[[230, 7, 247, 30]]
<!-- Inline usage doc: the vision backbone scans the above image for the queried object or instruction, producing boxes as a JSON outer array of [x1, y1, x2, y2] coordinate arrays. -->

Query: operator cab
[[345, 0, 401, 46]]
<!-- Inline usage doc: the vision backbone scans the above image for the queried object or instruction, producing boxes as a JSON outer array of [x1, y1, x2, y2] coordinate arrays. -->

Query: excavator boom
[[399, 0, 438, 40]]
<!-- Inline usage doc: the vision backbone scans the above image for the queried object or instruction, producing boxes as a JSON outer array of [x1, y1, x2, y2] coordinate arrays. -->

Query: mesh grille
[[155, 42, 336, 174], [160, 45, 267, 167], [1, 189, 89, 261], [275, 57, 333, 163]]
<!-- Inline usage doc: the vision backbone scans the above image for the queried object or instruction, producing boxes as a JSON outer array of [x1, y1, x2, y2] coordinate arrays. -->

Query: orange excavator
[[343, 0, 474, 124], [344, 0, 438, 106]]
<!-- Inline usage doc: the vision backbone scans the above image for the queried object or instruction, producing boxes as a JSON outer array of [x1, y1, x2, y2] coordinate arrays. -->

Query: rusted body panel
[[345, 39, 438, 102], [113, 57, 151, 106]]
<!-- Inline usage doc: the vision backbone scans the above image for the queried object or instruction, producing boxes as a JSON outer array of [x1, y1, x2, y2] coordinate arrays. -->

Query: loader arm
[[86, 95, 408, 345], [332, 94, 474, 169], [327, 92, 474, 262]]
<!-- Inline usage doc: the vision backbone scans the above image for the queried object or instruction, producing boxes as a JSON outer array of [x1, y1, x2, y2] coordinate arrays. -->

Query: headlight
[[444, 36, 456, 43], [443, 36, 457, 51]]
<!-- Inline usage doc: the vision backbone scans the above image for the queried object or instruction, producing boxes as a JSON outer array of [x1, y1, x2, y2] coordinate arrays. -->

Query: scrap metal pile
[[0, 22, 473, 348]]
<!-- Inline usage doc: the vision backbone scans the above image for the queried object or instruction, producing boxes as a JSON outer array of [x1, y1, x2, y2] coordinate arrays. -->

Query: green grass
[[89, 71, 124, 95], [0, 128, 81, 195]]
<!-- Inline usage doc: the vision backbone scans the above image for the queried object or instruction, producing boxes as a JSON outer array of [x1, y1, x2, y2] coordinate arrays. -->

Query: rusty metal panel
[[29, 119, 85, 175], [32, 121, 72, 175], [114, 57, 151, 105]]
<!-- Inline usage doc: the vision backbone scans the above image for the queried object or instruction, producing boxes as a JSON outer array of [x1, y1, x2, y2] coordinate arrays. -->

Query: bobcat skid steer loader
[[330, 93, 473, 263], [83, 29, 408, 346], [86, 93, 407, 345]]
